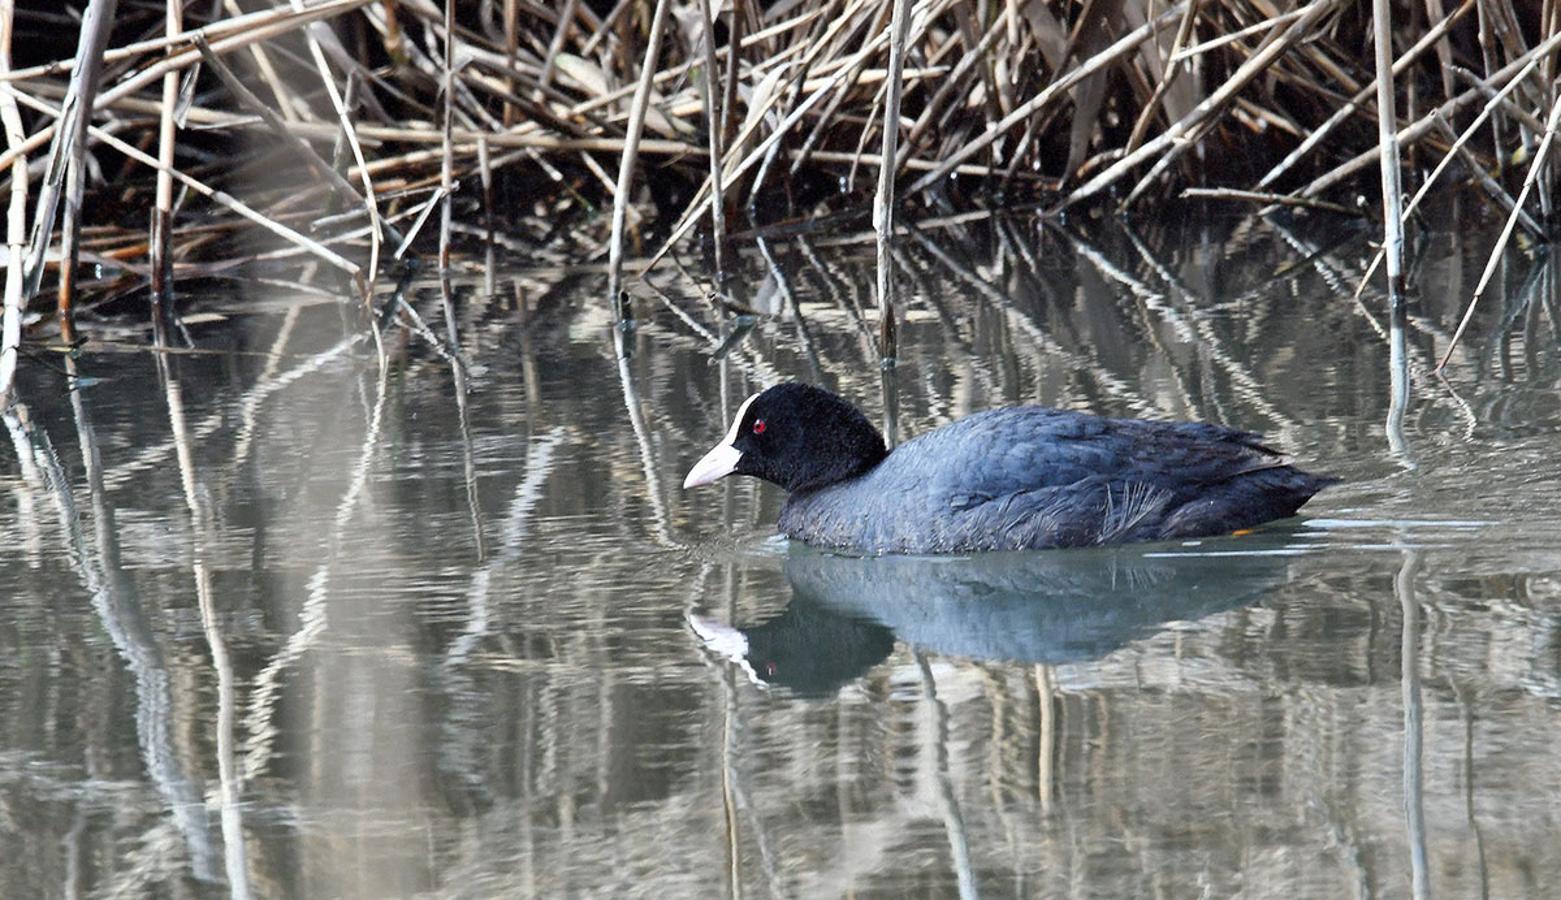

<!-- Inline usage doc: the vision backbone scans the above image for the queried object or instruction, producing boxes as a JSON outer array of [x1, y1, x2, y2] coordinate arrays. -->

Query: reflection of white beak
[[683, 392, 759, 489], [683, 443, 741, 488], [688, 613, 764, 687], [688, 614, 749, 660]]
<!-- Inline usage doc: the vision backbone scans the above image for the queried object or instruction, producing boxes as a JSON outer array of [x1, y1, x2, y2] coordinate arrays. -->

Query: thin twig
[[1179, 187, 1359, 214]]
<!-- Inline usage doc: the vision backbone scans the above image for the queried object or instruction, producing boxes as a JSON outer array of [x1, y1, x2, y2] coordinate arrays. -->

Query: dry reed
[[0, 0, 1556, 390]]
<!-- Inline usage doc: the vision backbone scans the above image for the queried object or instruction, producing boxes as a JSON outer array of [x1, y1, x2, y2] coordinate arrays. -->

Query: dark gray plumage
[[687, 383, 1336, 554]]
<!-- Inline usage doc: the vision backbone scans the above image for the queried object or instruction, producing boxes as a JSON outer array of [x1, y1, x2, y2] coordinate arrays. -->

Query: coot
[[683, 382, 1336, 554]]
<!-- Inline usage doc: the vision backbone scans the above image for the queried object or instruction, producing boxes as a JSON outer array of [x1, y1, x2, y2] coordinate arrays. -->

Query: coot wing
[[909, 407, 1281, 503], [888, 408, 1291, 549]]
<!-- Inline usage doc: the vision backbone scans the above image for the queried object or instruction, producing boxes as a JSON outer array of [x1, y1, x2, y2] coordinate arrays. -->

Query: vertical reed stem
[[151, 0, 184, 314], [440, 0, 455, 277], [0, 0, 26, 407], [290, 0, 381, 301], [607, 0, 673, 315], [439, 0, 462, 359], [1372, 0, 1406, 300], [697, 0, 729, 281], [874, 0, 913, 362], [57, 146, 84, 344], [502, 0, 519, 126]]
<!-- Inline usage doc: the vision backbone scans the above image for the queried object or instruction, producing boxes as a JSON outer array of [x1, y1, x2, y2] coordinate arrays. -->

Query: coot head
[[683, 383, 887, 493]]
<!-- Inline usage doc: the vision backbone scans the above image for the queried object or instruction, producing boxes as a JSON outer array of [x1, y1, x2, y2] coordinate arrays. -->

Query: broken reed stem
[[220, 0, 298, 124], [608, 0, 673, 314], [0, 0, 377, 178], [1, 0, 368, 85], [1372, 0, 1407, 299], [644, 9, 934, 276], [434, 0, 465, 369], [289, 0, 380, 300], [151, 0, 184, 313], [0, 85, 361, 275], [55, 9, 119, 344], [1125, 0, 1201, 155], [501, 0, 519, 126], [56, 133, 85, 344], [1069, 0, 1337, 209], [1353, 57, 1542, 298], [1258, 0, 1474, 189], [0, 0, 26, 408], [538, 0, 580, 91], [1300, 28, 1561, 199], [193, 35, 405, 250], [477, 135, 493, 234], [23, 0, 117, 310], [1437, 114, 1543, 236], [907, 3, 1186, 195], [875, 0, 914, 363], [1439, 86, 1561, 371], [1179, 187, 1358, 214]]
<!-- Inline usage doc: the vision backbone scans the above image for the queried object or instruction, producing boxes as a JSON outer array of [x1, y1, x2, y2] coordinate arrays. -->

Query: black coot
[[683, 382, 1336, 554]]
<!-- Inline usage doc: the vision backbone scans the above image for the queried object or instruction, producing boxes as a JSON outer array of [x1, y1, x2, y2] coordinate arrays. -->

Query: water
[[2, 210, 1560, 898]]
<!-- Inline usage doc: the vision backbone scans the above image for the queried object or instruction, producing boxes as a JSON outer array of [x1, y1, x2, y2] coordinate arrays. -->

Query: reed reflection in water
[[2, 208, 1561, 897]]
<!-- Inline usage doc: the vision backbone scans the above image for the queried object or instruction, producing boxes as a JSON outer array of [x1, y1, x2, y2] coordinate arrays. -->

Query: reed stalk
[[22, 0, 116, 327], [0, 0, 25, 408], [288, 0, 382, 299], [698, 0, 729, 282], [1440, 88, 1561, 370], [0, 0, 1556, 340], [192, 36, 404, 248], [1258, 0, 1473, 189], [0, 90, 362, 276], [440, 0, 455, 277], [150, 0, 183, 313], [1372, 0, 1407, 300], [875, 0, 914, 362], [608, 0, 673, 314]]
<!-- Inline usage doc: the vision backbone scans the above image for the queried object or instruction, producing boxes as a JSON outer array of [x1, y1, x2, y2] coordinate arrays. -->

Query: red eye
[[752, 419, 767, 434]]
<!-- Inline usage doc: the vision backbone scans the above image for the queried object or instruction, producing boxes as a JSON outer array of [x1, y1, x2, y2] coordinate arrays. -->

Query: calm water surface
[[3, 211, 1561, 898]]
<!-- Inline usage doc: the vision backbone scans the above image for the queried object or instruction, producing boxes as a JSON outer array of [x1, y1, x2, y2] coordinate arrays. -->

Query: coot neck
[[781, 432, 888, 494]]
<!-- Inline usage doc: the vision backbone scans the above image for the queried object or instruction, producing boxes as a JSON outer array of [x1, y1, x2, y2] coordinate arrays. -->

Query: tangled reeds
[[1, 0, 1560, 402]]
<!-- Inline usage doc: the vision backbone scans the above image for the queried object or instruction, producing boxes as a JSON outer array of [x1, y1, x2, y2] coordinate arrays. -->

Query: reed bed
[[0, 0, 1559, 396]]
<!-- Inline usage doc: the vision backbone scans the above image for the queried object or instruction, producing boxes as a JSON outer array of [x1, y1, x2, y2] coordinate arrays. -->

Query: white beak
[[683, 443, 742, 488], [682, 392, 759, 489]]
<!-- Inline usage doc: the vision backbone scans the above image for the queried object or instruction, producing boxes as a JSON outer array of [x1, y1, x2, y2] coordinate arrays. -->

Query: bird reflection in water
[[691, 536, 1299, 696]]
